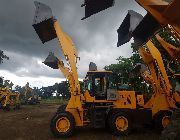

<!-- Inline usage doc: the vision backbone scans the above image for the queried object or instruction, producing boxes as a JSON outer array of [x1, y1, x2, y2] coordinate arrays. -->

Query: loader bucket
[[117, 11, 161, 48], [43, 52, 59, 69], [117, 10, 143, 47], [81, 0, 115, 20], [32, 1, 57, 43], [132, 13, 161, 47]]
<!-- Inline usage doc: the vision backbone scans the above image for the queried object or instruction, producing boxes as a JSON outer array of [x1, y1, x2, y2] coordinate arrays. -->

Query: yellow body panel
[[137, 95, 144, 107], [136, 0, 180, 34], [84, 90, 136, 109], [174, 92, 180, 103], [114, 91, 136, 109]]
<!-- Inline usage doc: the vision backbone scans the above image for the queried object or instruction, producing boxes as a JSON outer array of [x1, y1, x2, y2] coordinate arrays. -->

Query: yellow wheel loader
[[81, 0, 180, 108], [81, 0, 180, 139], [32, 1, 179, 137], [0, 78, 20, 110], [21, 82, 41, 105]]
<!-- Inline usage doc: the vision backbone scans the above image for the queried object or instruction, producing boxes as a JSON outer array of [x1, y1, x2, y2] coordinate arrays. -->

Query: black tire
[[56, 105, 67, 114], [153, 111, 172, 132], [50, 111, 75, 137], [160, 121, 180, 140], [109, 111, 132, 136], [175, 132, 180, 140], [105, 109, 114, 131]]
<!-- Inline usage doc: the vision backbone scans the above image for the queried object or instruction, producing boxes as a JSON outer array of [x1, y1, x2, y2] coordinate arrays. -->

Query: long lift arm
[[32, 1, 83, 125]]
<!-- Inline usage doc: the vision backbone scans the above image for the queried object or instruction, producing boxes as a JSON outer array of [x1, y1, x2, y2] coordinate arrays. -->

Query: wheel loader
[[32, 1, 179, 137], [0, 77, 20, 110], [81, 0, 180, 139], [20, 82, 41, 105]]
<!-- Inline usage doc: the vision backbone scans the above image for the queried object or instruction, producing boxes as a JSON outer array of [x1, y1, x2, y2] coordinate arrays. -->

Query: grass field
[[41, 97, 67, 104]]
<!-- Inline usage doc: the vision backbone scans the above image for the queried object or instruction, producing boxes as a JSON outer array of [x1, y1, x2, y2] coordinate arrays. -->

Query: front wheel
[[50, 111, 75, 137], [109, 112, 132, 136]]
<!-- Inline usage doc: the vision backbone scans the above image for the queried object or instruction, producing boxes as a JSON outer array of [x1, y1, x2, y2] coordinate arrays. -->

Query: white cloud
[[0, 70, 65, 88], [0, 0, 146, 87]]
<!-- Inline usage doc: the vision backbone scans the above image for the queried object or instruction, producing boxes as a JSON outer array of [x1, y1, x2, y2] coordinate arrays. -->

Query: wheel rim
[[162, 116, 170, 128], [115, 116, 128, 131], [56, 117, 70, 132]]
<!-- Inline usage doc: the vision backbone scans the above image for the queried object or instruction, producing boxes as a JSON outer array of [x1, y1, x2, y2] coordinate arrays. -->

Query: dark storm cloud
[[0, 0, 146, 78]]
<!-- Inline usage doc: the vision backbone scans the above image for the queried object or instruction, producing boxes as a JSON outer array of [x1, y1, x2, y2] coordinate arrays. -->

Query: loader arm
[[138, 41, 177, 109], [155, 34, 180, 63], [57, 59, 75, 95], [53, 21, 80, 96], [32, 1, 83, 114]]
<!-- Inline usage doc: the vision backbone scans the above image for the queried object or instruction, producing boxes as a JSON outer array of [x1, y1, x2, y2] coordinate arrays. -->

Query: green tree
[[104, 52, 147, 92], [54, 81, 70, 99]]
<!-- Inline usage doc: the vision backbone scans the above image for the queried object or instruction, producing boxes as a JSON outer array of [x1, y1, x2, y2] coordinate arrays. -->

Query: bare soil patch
[[0, 104, 160, 140]]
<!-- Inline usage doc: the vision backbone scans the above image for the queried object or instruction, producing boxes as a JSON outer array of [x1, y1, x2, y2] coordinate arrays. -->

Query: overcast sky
[[0, 0, 146, 88]]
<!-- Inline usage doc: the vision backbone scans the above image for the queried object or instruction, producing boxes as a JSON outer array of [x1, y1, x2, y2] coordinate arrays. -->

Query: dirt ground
[[0, 104, 160, 140]]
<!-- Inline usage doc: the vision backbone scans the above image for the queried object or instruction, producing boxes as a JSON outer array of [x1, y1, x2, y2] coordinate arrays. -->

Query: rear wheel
[[50, 111, 75, 137], [154, 111, 172, 132], [109, 112, 132, 136]]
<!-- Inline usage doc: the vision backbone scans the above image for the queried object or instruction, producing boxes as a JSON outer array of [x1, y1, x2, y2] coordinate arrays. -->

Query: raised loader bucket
[[117, 10, 161, 48], [32, 1, 57, 43], [117, 10, 143, 47], [81, 0, 115, 20], [132, 13, 161, 47], [43, 52, 59, 69]]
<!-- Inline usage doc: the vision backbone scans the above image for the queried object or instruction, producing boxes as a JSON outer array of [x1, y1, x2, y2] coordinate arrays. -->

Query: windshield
[[107, 74, 118, 89]]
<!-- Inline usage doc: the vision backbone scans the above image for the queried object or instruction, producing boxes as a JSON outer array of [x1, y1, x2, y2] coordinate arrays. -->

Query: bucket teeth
[[43, 52, 59, 69], [32, 1, 57, 43]]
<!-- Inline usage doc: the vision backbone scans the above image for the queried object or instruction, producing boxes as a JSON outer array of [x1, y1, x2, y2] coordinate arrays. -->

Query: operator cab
[[85, 71, 118, 100]]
